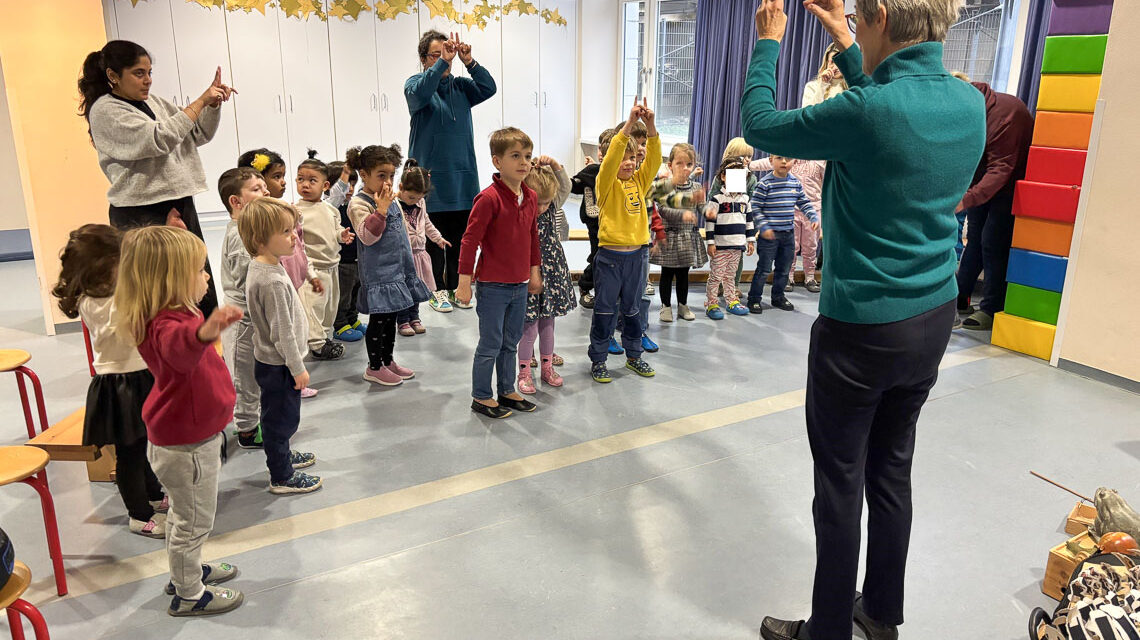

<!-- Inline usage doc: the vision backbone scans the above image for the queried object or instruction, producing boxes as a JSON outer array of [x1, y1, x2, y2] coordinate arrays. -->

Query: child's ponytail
[[298, 148, 330, 179], [400, 158, 432, 194]]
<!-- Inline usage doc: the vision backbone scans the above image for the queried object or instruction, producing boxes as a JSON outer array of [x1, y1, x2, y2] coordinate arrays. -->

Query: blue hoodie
[[405, 58, 498, 214]]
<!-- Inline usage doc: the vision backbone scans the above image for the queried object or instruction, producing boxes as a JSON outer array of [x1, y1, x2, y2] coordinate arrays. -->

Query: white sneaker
[[659, 305, 673, 323], [645, 283, 655, 296], [429, 290, 453, 313], [130, 513, 167, 539], [678, 304, 696, 321]]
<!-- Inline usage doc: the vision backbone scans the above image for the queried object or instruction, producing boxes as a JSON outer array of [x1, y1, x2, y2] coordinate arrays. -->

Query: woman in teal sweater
[[743, 2, 985, 640]]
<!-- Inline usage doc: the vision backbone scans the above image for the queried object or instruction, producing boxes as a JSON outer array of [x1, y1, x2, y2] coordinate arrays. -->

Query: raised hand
[[755, 0, 788, 42], [638, 97, 655, 128], [458, 42, 473, 65], [376, 183, 395, 210], [803, 0, 851, 44], [442, 33, 459, 63], [197, 305, 244, 343]]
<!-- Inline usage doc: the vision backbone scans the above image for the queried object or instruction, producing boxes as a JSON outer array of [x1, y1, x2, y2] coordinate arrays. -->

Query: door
[[540, 0, 577, 165], [328, 4, 381, 157], [377, 8, 424, 155], [108, 0, 183, 108], [278, 1, 337, 168], [500, 4, 540, 153]]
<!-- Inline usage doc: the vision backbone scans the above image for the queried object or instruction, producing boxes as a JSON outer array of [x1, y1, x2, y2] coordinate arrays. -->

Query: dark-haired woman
[[79, 40, 234, 315], [405, 30, 496, 312]]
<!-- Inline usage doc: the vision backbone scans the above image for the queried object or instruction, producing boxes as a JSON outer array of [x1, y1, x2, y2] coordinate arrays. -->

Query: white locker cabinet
[[501, 7, 541, 154], [328, 8, 382, 157], [278, 1, 338, 170], [540, 0, 578, 166], [105, 0, 183, 108], [376, 9, 423, 155]]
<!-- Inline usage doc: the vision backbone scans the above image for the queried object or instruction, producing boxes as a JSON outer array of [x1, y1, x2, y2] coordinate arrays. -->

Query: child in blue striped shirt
[[747, 155, 818, 313]]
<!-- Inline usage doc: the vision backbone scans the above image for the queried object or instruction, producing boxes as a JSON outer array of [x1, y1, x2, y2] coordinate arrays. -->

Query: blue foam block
[[1006, 248, 1068, 293]]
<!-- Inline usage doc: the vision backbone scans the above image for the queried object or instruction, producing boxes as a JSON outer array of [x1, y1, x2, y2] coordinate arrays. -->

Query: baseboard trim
[[0, 228, 32, 262], [1057, 358, 1140, 395]]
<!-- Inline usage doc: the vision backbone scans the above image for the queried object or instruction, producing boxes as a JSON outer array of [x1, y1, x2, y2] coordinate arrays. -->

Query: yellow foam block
[[991, 312, 1056, 361], [1037, 75, 1102, 113]]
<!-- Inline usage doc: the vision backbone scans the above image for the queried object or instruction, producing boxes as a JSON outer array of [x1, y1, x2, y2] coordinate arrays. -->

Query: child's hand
[[811, 221, 821, 231], [747, 241, 756, 256], [376, 184, 395, 210], [311, 277, 324, 294], [455, 281, 473, 306], [340, 163, 353, 184], [761, 229, 775, 240], [528, 274, 544, 295], [340, 228, 355, 244], [584, 156, 595, 166], [682, 211, 696, 225], [293, 370, 310, 391], [535, 155, 561, 171], [703, 203, 718, 221], [707, 244, 717, 257], [693, 185, 706, 205], [639, 99, 655, 127], [436, 238, 452, 249], [197, 305, 243, 344], [627, 101, 644, 126], [693, 167, 704, 180], [649, 244, 661, 257]]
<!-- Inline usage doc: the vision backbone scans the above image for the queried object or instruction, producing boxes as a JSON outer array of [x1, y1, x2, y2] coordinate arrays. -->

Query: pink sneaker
[[149, 495, 169, 513], [398, 322, 415, 337], [363, 367, 403, 386], [541, 360, 563, 387], [410, 320, 426, 334], [301, 387, 318, 398], [385, 361, 415, 380], [517, 365, 536, 395]]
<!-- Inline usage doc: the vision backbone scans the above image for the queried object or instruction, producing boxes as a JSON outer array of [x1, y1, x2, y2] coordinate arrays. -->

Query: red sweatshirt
[[137, 309, 235, 446], [960, 82, 1034, 210], [458, 174, 541, 283]]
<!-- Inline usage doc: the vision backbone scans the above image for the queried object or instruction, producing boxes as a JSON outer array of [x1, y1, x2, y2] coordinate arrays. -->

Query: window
[[621, 0, 698, 142], [943, 0, 1020, 91]]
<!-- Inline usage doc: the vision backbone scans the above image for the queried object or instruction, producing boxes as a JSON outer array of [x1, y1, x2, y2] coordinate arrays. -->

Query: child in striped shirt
[[747, 155, 818, 313], [704, 158, 755, 319]]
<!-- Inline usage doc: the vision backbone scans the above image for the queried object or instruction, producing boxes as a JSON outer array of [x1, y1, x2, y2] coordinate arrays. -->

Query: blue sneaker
[[289, 450, 315, 469], [706, 304, 725, 320], [591, 361, 612, 383], [640, 334, 659, 353], [608, 337, 624, 355], [269, 471, 322, 495], [727, 301, 750, 316], [335, 325, 363, 342]]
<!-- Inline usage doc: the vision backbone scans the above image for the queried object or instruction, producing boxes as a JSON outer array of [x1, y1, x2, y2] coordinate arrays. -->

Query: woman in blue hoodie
[[405, 30, 497, 312]]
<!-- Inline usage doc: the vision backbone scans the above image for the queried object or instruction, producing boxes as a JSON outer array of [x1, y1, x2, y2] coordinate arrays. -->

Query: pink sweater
[[400, 198, 444, 252], [278, 221, 316, 289]]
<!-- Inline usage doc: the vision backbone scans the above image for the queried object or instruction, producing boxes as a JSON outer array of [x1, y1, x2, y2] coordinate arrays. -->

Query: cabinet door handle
[[533, 91, 538, 107], [543, 91, 547, 107], [289, 96, 294, 112], [382, 94, 388, 111], [184, 95, 190, 107], [277, 95, 282, 112]]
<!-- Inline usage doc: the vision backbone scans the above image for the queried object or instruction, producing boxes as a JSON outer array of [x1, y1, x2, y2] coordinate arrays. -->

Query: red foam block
[[1025, 146, 1088, 187], [1012, 180, 1081, 223]]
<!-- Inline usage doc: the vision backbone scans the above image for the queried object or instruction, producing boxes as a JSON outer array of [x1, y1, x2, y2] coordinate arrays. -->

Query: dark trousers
[[334, 261, 361, 330], [365, 312, 398, 370], [579, 220, 600, 294], [254, 361, 301, 484], [397, 304, 420, 324], [749, 230, 795, 304], [804, 300, 955, 640], [425, 209, 471, 292], [588, 247, 646, 363], [115, 437, 164, 522], [109, 196, 218, 316], [955, 192, 1016, 315]]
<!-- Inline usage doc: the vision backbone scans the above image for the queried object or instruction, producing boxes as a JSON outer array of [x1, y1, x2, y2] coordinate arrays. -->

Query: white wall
[[578, 0, 621, 156], [0, 61, 29, 232]]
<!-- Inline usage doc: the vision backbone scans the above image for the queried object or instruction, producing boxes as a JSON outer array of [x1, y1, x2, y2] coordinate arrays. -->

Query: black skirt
[[84, 370, 154, 447]]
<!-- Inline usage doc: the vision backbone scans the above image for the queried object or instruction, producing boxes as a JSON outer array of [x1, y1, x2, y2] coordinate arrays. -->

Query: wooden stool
[[0, 562, 50, 639], [0, 448, 66, 596], [0, 350, 51, 457]]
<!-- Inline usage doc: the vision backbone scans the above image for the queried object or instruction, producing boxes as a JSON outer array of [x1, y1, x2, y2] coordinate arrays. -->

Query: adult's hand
[[803, 0, 854, 49], [458, 41, 474, 66], [166, 207, 188, 230], [755, 0, 788, 42], [443, 33, 459, 64]]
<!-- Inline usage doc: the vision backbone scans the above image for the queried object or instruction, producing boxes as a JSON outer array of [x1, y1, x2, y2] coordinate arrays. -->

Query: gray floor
[[0, 212, 1137, 639]]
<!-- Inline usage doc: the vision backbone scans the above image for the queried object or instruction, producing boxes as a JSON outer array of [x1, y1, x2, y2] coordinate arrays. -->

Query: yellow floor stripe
[[28, 344, 1003, 603]]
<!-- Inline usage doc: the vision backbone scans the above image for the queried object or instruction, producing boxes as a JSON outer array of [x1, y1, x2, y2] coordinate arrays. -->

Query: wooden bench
[[26, 407, 115, 482]]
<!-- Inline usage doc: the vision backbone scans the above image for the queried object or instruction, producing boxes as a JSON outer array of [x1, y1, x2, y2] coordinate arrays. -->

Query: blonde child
[[52, 224, 168, 538], [704, 158, 755, 319], [345, 144, 431, 387], [649, 143, 707, 323], [114, 225, 244, 616], [395, 159, 449, 336], [517, 157, 574, 394]]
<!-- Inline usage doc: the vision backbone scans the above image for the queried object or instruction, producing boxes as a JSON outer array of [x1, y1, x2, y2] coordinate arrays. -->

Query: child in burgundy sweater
[[115, 225, 245, 617]]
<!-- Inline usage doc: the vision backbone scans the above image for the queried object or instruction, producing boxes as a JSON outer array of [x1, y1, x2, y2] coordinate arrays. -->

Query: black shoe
[[236, 426, 262, 449], [759, 617, 809, 640], [853, 594, 898, 640], [310, 340, 344, 360], [748, 301, 764, 314], [498, 395, 537, 413], [771, 298, 795, 311], [471, 400, 512, 419]]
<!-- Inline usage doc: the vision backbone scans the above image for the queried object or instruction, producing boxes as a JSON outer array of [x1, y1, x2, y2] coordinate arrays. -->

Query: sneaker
[[309, 341, 344, 360], [727, 301, 750, 316], [962, 310, 993, 330], [334, 325, 363, 342], [640, 334, 659, 353], [429, 291, 453, 313], [386, 361, 415, 380], [168, 584, 243, 617], [706, 304, 725, 320], [290, 450, 315, 469], [164, 562, 238, 595], [645, 283, 655, 296], [398, 322, 415, 337], [449, 290, 473, 309], [748, 301, 764, 314], [301, 387, 318, 398], [579, 292, 595, 309], [352, 318, 368, 334], [149, 495, 170, 513], [591, 361, 612, 383], [771, 298, 795, 311], [659, 306, 673, 323], [237, 425, 263, 449], [517, 366, 537, 394], [363, 366, 403, 386], [678, 304, 696, 321], [804, 279, 821, 293], [269, 470, 322, 495], [410, 320, 426, 334], [625, 358, 656, 378], [608, 337, 624, 355], [129, 513, 166, 539]]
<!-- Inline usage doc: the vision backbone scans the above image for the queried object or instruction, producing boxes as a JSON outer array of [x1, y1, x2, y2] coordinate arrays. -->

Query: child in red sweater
[[115, 225, 245, 617], [455, 127, 543, 419]]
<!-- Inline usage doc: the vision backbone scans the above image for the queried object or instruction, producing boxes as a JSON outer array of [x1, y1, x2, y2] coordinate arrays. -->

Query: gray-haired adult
[[741, 1, 985, 639]]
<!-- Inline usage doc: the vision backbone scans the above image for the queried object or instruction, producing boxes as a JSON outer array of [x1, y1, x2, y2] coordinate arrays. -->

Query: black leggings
[[115, 437, 164, 522], [365, 312, 398, 370], [425, 209, 471, 292], [659, 267, 691, 306]]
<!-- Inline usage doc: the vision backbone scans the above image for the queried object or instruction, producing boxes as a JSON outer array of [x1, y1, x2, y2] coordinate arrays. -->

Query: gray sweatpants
[[148, 433, 222, 599], [221, 315, 258, 433]]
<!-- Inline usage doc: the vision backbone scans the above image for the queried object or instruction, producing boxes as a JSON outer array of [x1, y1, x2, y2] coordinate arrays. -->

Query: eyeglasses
[[846, 13, 857, 33], [425, 52, 442, 60]]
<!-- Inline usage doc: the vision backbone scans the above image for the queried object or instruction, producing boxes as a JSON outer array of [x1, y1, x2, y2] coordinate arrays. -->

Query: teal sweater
[[741, 39, 985, 324]]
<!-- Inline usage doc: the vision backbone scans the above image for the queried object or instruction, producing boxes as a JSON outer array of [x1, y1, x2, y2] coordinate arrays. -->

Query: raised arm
[[404, 59, 449, 113]]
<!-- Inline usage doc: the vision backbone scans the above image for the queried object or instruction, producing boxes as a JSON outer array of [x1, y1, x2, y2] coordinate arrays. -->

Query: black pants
[[365, 312, 398, 370], [109, 196, 218, 317], [579, 219, 601, 295], [658, 266, 690, 306], [115, 437, 164, 522], [425, 209, 470, 292], [334, 261, 361, 330], [955, 191, 1016, 315], [254, 361, 301, 484], [804, 300, 955, 640]]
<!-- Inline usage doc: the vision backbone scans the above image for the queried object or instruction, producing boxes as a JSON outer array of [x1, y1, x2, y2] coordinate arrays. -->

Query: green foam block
[[1042, 35, 1107, 75], [1004, 282, 1062, 326]]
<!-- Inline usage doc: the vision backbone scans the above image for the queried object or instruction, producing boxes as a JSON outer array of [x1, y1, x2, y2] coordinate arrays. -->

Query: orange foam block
[[1012, 216, 1074, 257], [1037, 75, 1101, 113], [1013, 180, 1081, 223], [1025, 147, 1087, 186], [1032, 112, 1094, 151]]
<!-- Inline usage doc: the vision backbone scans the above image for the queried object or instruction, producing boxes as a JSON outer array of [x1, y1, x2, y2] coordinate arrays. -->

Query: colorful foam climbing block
[[1042, 35, 1108, 75], [1007, 248, 1068, 293], [1048, 0, 1113, 37], [1012, 216, 1075, 257], [992, 312, 1056, 361], [1013, 180, 1081, 223], [1025, 147, 1087, 186], [1037, 75, 1102, 113], [1005, 283, 1063, 326], [1032, 112, 1094, 150]]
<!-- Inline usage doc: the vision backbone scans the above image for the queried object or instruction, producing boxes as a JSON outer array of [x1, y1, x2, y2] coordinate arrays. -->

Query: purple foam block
[[1049, 0, 1114, 36]]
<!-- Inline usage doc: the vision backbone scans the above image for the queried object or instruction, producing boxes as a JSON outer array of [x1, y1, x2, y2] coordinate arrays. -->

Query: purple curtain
[[1017, 0, 1054, 114], [775, 0, 832, 111]]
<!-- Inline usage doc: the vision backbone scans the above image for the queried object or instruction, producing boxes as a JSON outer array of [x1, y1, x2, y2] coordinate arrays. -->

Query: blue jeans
[[254, 361, 300, 484], [616, 250, 651, 334], [472, 282, 528, 400], [748, 230, 795, 304], [589, 247, 646, 363], [954, 210, 967, 261]]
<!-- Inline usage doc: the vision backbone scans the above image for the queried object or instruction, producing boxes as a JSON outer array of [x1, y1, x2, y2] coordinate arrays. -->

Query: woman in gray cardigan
[[79, 40, 233, 315]]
